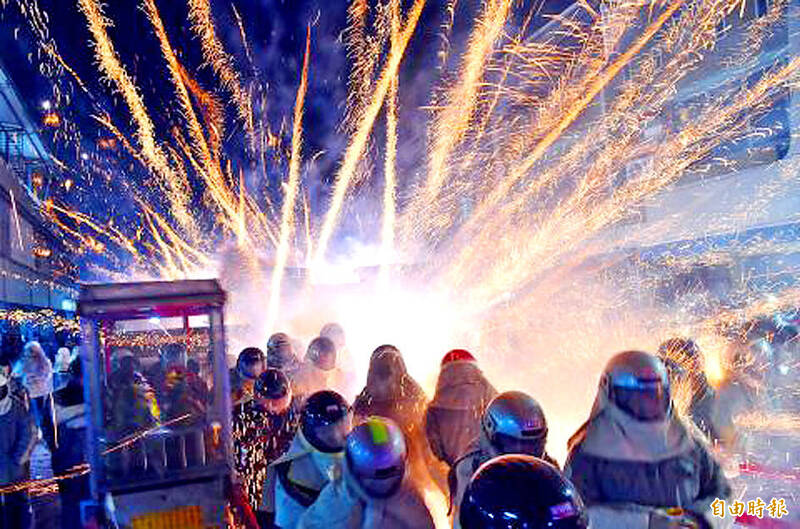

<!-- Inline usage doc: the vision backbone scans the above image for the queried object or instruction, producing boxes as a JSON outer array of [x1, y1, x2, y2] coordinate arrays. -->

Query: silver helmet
[[482, 391, 548, 457], [346, 417, 407, 499], [603, 350, 670, 421]]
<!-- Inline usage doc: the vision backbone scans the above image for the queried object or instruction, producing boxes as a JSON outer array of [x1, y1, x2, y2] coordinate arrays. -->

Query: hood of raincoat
[[430, 361, 496, 411], [354, 347, 427, 409], [569, 377, 695, 462], [296, 462, 434, 529]]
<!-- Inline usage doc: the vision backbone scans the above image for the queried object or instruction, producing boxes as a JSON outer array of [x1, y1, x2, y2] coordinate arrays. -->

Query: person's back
[[41, 357, 90, 529], [353, 345, 428, 432], [658, 338, 719, 442], [233, 369, 301, 511], [425, 350, 497, 467]]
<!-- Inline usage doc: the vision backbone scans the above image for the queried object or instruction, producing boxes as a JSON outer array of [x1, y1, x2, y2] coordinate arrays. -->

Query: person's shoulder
[[399, 482, 436, 526], [9, 394, 31, 414]]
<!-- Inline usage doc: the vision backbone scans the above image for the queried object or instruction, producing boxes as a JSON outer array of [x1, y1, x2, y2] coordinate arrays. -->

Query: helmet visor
[[491, 430, 547, 457], [612, 380, 668, 421], [308, 415, 352, 453], [355, 464, 405, 498]]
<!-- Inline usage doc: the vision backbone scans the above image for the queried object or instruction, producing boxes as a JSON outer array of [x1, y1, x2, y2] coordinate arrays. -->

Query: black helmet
[[255, 368, 293, 414], [603, 350, 670, 422], [255, 368, 291, 400], [267, 333, 295, 369], [460, 455, 588, 529], [301, 390, 351, 453], [482, 391, 548, 457], [306, 336, 337, 371], [237, 347, 266, 380]]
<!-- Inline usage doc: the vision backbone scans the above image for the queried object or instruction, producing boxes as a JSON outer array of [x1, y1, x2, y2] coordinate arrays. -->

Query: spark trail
[[76, 0, 194, 232], [267, 25, 312, 332], [312, 0, 428, 271], [380, 0, 401, 284], [187, 0, 255, 144], [415, 0, 515, 217]]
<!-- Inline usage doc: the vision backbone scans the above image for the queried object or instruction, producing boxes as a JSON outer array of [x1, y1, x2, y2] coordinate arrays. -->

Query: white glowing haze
[[215, 247, 664, 465]]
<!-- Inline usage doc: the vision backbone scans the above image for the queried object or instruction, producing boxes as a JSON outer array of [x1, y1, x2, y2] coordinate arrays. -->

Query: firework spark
[[187, 0, 255, 145], [268, 25, 312, 332], [76, 0, 194, 231], [417, 0, 514, 209], [312, 0, 428, 272], [380, 0, 401, 284]]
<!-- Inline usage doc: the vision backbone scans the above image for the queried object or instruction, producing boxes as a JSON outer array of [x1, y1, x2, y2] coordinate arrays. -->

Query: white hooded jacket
[[261, 429, 342, 528], [297, 460, 434, 529]]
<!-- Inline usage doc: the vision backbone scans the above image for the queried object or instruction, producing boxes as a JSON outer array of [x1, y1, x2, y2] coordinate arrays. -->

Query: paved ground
[[30, 440, 60, 529]]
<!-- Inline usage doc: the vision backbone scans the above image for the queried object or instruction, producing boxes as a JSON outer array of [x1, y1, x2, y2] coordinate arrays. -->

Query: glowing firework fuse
[[78, 280, 234, 528]]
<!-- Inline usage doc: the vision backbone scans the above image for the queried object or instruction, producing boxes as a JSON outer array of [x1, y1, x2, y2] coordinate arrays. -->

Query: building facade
[[0, 59, 77, 353]]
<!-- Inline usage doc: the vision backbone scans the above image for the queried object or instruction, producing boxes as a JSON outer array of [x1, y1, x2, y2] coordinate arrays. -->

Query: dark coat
[[0, 395, 35, 485]]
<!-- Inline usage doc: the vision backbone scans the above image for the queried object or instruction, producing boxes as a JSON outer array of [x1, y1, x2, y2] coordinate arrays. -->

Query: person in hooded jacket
[[0, 355, 35, 528], [259, 390, 352, 529], [352, 345, 441, 491], [450, 391, 558, 526], [293, 337, 347, 399], [712, 342, 761, 449], [14, 340, 53, 429], [353, 345, 427, 430], [658, 338, 718, 442], [565, 350, 730, 529], [234, 369, 302, 511], [425, 349, 497, 468], [231, 347, 267, 406], [297, 416, 434, 529], [41, 356, 90, 529], [53, 347, 73, 391]]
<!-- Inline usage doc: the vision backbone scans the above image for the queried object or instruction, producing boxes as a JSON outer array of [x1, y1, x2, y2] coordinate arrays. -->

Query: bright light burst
[[4, 0, 800, 518]]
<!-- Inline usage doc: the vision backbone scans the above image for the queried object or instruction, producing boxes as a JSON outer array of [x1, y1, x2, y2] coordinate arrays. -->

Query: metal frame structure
[[79, 279, 232, 529], [0, 59, 55, 194]]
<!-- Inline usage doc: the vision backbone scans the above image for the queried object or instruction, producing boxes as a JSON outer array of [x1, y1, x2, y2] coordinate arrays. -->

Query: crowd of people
[[0, 339, 87, 529], [0, 320, 756, 529], [230, 324, 734, 529]]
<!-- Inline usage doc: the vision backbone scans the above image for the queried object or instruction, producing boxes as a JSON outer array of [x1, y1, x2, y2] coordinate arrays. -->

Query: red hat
[[441, 349, 476, 366]]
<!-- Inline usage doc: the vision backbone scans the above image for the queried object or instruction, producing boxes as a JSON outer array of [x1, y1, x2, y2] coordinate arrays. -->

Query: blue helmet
[[482, 391, 548, 457], [346, 417, 407, 499], [460, 455, 588, 529]]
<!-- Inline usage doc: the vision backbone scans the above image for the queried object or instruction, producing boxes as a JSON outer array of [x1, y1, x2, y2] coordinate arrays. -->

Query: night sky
[[0, 0, 571, 272]]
